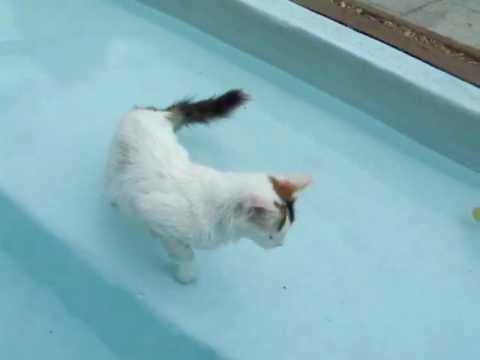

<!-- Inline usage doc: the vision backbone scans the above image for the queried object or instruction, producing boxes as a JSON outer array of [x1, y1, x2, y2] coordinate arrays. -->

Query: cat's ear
[[270, 175, 312, 200], [240, 195, 270, 219], [283, 175, 312, 192]]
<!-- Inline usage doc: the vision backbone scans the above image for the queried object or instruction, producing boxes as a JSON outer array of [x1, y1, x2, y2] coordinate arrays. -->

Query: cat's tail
[[165, 89, 249, 130]]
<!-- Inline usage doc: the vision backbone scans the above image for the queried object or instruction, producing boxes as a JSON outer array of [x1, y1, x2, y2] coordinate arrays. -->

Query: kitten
[[107, 90, 311, 284]]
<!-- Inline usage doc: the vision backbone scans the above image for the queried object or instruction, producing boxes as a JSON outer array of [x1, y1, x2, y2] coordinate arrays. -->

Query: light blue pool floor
[[1, 0, 480, 359]]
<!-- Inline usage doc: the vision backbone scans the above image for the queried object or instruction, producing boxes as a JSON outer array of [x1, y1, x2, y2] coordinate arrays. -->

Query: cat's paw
[[175, 262, 196, 285]]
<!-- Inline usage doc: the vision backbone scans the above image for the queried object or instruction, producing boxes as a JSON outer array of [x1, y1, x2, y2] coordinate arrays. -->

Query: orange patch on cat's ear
[[269, 176, 312, 201]]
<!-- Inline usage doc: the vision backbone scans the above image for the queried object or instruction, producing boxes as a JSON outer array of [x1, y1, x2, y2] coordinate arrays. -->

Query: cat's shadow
[[99, 202, 174, 280]]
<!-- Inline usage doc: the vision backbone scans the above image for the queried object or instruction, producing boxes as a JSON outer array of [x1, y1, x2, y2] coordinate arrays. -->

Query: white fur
[[107, 109, 308, 283]]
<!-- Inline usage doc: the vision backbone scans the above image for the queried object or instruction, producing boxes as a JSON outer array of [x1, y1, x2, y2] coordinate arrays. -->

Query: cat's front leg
[[175, 260, 195, 285], [160, 238, 196, 284]]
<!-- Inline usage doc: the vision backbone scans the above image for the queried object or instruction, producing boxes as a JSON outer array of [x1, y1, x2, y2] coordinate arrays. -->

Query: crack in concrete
[[402, 0, 444, 16]]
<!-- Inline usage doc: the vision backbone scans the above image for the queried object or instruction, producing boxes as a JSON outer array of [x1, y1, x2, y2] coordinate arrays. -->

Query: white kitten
[[107, 90, 311, 284]]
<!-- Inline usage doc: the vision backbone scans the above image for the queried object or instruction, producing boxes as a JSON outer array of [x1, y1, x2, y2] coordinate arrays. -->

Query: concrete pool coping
[[140, 0, 480, 171], [293, 0, 480, 87]]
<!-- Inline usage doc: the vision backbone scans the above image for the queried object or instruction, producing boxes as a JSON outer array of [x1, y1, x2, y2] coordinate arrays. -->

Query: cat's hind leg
[[158, 237, 195, 284]]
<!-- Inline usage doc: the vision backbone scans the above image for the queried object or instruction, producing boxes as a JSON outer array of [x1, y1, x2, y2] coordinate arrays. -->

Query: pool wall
[[136, 0, 480, 171]]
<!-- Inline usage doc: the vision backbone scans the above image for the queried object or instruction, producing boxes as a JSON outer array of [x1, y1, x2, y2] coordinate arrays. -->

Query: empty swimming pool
[[1, 0, 480, 359]]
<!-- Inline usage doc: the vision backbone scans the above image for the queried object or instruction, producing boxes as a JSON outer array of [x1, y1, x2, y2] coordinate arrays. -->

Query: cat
[[107, 89, 311, 284]]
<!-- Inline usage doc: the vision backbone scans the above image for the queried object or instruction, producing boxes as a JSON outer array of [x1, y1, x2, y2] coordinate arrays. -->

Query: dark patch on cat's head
[[270, 177, 297, 230], [269, 176, 312, 230], [274, 200, 295, 231]]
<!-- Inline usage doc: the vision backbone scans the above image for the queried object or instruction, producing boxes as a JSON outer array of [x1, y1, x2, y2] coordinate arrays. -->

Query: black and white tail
[[166, 89, 249, 129]]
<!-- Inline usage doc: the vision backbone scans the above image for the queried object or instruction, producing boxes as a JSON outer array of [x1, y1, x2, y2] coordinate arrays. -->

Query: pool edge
[[135, 0, 480, 172]]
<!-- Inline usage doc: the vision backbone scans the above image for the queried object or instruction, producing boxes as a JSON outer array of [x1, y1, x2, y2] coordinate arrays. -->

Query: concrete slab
[[453, 0, 480, 12], [358, 0, 439, 15], [293, 0, 480, 85], [358, 0, 480, 50], [406, 1, 480, 48]]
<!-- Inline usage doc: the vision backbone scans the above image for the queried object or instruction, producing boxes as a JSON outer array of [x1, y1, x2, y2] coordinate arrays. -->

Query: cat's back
[[107, 109, 189, 194], [115, 108, 188, 163], [117, 109, 173, 144], [107, 109, 193, 221]]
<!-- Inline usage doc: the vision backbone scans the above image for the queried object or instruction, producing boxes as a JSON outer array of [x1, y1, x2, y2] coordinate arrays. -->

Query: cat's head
[[236, 175, 312, 249]]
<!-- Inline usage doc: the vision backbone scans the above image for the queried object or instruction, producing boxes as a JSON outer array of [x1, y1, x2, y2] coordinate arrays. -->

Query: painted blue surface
[[147, 0, 480, 171], [0, 194, 221, 360], [1, 0, 480, 359]]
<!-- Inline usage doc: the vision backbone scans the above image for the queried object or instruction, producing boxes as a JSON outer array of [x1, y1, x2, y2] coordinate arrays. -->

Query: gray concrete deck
[[359, 0, 480, 49]]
